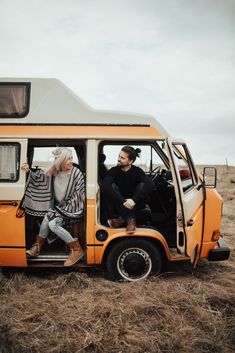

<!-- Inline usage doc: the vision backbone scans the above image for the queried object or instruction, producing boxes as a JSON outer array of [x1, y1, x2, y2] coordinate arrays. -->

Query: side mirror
[[203, 167, 217, 188]]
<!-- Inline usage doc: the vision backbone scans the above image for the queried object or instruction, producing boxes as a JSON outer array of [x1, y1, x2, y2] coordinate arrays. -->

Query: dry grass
[[0, 166, 235, 353]]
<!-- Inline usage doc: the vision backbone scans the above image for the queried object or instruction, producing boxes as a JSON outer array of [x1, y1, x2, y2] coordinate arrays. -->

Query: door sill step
[[27, 261, 88, 268], [27, 254, 69, 261]]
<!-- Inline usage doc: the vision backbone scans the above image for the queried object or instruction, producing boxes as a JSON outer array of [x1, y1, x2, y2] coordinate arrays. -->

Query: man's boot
[[107, 217, 125, 228], [26, 235, 45, 257], [64, 240, 84, 267], [126, 218, 136, 234]]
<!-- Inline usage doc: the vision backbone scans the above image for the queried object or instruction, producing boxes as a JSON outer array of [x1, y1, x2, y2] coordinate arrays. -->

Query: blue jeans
[[39, 210, 76, 244]]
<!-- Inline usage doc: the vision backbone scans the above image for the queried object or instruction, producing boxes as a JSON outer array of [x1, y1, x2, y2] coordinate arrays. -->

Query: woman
[[21, 147, 85, 267]]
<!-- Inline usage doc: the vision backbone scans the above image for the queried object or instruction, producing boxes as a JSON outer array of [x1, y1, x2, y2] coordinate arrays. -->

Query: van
[[0, 78, 230, 281]]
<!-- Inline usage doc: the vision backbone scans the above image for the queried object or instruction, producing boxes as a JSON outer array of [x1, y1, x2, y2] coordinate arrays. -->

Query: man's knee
[[135, 182, 144, 191], [111, 182, 120, 192]]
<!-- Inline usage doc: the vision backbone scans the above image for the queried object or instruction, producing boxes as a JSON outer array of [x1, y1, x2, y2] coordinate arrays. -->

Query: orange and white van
[[0, 78, 230, 281]]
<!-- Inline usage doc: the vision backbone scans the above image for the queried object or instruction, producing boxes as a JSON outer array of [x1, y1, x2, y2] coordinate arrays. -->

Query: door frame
[[166, 138, 204, 266]]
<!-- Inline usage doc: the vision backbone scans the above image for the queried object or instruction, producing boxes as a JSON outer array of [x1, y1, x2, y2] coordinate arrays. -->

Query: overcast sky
[[1, 0, 235, 165]]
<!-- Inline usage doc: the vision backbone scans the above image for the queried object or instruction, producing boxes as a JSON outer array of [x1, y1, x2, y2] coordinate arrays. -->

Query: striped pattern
[[22, 167, 85, 219], [55, 167, 85, 219]]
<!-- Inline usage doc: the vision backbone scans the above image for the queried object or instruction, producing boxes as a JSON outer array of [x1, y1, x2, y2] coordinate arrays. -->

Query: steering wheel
[[148, 166, 161, 181]]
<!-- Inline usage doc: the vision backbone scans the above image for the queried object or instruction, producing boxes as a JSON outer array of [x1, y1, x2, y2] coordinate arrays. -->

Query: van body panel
[[199, 188, 222, 257], [93, 229, 172, 264], [0, 203, 25, 246], [203, 188, 222, 241], [0, 248, 27, 266], [0, 125, 161, 139], [0, 203, 26, 266], [200, 240, 221, 258], [185, 205, 204, 263]]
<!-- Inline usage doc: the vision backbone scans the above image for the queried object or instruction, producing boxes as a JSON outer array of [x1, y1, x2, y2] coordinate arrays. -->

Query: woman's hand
[[21, 163, 29, 173], [47, 209, 61, 221]]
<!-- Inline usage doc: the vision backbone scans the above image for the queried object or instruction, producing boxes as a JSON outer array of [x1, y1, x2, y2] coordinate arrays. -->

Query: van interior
[[24, 139, 178, 263], [98, 141, 177, 248], [24, 139, 86, 262]]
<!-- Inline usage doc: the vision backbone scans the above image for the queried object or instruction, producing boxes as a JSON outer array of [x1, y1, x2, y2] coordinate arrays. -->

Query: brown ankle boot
[[26, 235, 45, 257], [107, 217, 125, 228], [64, 240, 84, 267], [126, 218, 136, 234]]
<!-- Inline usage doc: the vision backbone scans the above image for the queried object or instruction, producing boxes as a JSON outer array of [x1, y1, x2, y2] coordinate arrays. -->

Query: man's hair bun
[[135, 148, 141, 158]]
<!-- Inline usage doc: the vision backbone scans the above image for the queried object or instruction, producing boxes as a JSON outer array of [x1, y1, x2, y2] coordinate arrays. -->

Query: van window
[[103, 144, 165, 172], [32, 147, 79, 170], [172, 144, 196, 192], [0, 83, 30, 118], [0, 143, 20, 181]]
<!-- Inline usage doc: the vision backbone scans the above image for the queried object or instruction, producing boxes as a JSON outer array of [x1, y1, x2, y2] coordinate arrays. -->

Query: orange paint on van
[[0, 202, 25, 247], [0, 202, 26, 266], [0, 125, 160, 138]]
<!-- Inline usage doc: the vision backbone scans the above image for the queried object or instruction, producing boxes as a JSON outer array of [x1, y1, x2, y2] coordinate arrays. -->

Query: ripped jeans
[[39, 210, 76, 244]]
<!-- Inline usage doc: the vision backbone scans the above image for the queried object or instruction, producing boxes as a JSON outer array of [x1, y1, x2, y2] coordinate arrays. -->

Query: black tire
[[106, 238, 162, 281]]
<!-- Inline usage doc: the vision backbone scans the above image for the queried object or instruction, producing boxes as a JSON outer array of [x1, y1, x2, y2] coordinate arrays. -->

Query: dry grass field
[[0, 166, 234, 353]]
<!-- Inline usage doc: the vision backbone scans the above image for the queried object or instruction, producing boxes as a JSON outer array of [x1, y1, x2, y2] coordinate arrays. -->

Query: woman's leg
[[48, 217, 74, 243], [48, 217, 84, 266], [38, 214, 51, 239], [26, 214, 50, 257]]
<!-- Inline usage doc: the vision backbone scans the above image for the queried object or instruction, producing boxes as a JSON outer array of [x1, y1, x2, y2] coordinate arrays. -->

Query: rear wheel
[[106, 239, 162, 281]]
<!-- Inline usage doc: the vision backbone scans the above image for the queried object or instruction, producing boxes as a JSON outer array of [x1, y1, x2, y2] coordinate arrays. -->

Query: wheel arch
[[102, 235, 169, 267]]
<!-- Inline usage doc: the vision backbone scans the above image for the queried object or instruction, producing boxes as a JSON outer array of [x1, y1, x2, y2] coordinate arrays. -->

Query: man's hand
[[123, 199, 136, 209]]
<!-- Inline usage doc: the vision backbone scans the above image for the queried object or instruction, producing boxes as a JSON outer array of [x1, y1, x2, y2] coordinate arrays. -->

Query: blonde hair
[[47, 147, 72, 175]]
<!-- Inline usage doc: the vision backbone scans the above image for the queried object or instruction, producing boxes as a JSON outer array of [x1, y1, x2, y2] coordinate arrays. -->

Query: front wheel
[[106, 239, 162, 281]]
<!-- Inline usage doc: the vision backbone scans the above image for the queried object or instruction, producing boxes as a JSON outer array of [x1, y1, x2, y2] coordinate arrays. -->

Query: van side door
[[0, 139, 28, 266], [166, 138, 204, 266]]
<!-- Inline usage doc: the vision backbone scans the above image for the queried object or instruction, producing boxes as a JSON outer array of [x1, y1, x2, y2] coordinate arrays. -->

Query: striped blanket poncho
[[22, 166, 85, 219]]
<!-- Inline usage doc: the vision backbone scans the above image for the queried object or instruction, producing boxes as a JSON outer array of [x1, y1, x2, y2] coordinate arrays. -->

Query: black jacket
[[101, 165, 154, 204]]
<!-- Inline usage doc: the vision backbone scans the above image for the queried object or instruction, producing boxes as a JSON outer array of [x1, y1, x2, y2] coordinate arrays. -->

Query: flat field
[[0, 166, 234, 353]]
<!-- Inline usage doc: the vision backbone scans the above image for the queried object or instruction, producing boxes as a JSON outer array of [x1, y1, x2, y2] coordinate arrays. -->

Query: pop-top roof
[[0, 77, 168, 136]]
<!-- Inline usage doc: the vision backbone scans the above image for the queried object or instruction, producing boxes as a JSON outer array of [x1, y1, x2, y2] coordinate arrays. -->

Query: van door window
[[32, 147, 78, 170], [172, 144, 196, 193], [103, 144, 165, 173], [0, 143, 20, 181]]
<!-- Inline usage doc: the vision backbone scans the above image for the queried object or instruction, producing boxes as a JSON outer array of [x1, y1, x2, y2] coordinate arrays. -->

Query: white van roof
[[0, 78, 168, 136]]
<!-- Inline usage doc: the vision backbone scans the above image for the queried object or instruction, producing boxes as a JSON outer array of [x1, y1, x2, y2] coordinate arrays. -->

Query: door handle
[[0, 202, 18, 207], [187, 219, 194, 227]]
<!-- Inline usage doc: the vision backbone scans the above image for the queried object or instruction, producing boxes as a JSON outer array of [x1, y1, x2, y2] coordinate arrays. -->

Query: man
[[101, 145, 155, 233]]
